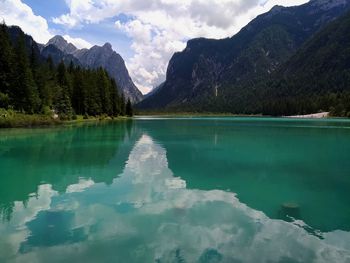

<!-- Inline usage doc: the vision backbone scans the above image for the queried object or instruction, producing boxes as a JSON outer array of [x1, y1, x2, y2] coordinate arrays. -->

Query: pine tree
[[55, 61, 73, 118], [120, 94, 126, 116], [47, 56, 54, 71], [55, 85, 73, 119], [68, 61, 74, 74], [126, 98, 133, 116], [0, 23, 133, 118], [110, 78, 121, 116], [13, 34, 40, 113], [57, 61, 70, 87], [97, 68, 112, 115], [0, 22, 14, 107], [36, 61, 55, 110], [71, 66, 85, 115]]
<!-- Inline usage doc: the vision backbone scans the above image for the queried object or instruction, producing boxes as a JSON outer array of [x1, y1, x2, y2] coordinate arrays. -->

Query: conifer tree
[[120, 94, 126, 116], [110, 78, 121, 116], [55, 61, 73, 118], [0, 22, 14, 106], [13, 34, 40, 113], [97, 68, 112, 115], [0, 23, 130, 118], [125, 98, 133, 116]]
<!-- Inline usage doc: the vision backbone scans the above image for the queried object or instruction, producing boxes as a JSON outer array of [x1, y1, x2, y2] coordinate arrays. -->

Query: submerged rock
[[279, 202, 301, 220]]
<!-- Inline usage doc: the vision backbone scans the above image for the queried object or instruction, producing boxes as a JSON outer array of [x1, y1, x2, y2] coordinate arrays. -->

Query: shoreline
[[136, 111, 336, 119], [285, 112, 330, 119], [135, 112, 263, 117], [0, 113, 131, 129], [0, 111, 344, 129]]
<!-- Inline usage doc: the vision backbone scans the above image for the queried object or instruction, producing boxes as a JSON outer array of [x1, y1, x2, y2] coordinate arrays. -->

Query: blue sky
[[0, 0, 309, 94], [22, 0, 134, 58]]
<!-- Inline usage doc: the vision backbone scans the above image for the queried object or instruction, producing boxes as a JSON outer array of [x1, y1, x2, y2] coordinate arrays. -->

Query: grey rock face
[[73, 43, 143, 103], [47, 35, 77, 54], [41, 44, 81, 66]]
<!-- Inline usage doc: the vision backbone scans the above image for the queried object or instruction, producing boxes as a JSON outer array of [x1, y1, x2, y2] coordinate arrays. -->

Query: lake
[[0, 117, 350, 263]]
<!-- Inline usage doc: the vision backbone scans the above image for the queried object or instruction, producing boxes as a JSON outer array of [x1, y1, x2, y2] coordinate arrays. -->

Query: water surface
[[0, 117, 350, 262]]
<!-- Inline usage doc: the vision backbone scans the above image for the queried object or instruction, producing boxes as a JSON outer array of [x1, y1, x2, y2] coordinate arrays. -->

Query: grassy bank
[[0, 109, 59, 128], [0, 109, 130, 128]]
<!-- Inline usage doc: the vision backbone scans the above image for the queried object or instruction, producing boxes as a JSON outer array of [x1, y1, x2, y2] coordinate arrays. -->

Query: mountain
[[73, 43, 143, 103], [43, 37, 143, 103], [259, 9, 350, 116], [6, 31, 79, 66], [0, 23, 130, 117], [41, 44, 81, 66], [7, 26, 41, 61], [143, 82, 165, 99], [138, 0, 350, 111], [279, 9, 350, 79], [47, 35, 77, 54]]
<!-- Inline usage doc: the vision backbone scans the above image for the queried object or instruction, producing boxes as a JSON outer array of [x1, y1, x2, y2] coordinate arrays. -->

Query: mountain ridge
[[47, 35, 78, 54], [43, 35, 143, 103], [138, 0, 350, 111]]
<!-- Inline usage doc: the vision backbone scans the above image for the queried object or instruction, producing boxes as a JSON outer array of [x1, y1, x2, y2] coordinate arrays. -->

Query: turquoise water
[[0, 117, 350, 262]]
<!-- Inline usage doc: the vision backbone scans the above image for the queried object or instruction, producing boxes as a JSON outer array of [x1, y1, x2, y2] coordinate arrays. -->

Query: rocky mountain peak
[[269, 5, 285, 14], [43, 36, 142, 103], [103, 42, 112, 50], [47, 35, 66, 46], [47, 35, 77, 54]]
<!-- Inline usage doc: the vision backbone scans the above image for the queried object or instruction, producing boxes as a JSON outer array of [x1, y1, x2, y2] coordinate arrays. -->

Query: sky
[[0, 0, 309, 94]]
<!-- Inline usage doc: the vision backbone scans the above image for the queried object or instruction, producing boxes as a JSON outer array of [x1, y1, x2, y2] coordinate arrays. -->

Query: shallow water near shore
[[0, 117, 350, 262]]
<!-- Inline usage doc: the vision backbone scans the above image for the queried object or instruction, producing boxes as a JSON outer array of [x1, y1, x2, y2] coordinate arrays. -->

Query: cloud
[[53, 0, 309, 93], [63, 34, 93, 49], [0, 0, 92, 51], [0, 0, 53, 43], [2, 132, 350, 262]]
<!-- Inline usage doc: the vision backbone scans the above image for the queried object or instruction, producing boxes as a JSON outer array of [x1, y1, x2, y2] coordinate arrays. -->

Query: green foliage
[[126, 99, 133, 116], [0, 92, 10, 109], [54, 85, 73, 120], [0, 108, 59, 128], [139, 11, 350, 117], [42, 106, 52, 116], [0, 22, 14, 96], [0, 23, 132, 122], [12, 34, 41, 113]]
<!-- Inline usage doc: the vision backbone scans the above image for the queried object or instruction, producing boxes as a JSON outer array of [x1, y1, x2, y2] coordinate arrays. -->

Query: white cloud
[[0, 0, 92, 51], [66, 178, 95, 193], [0, 0, 53, 43], [63, 34, 93, 49], [52, 13, 78, 28], [1, 132, 350, 262], [55, 0, 309, 94]]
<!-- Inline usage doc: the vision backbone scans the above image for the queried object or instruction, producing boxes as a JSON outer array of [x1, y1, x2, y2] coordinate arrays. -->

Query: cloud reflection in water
[[0, 134, 349, 263]]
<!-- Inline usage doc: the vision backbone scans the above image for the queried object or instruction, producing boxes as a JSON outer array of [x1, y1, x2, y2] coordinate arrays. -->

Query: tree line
[[0, 23, 133, 119]]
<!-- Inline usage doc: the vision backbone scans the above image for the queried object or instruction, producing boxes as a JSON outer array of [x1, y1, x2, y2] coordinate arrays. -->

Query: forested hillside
[[41, 35, 143, 103], [138, 0, 350, 117], [185, 11, 350, 117], [262, 10, 350, 117], [235, 10, 350, 117], [0, 23, 133, 120]]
